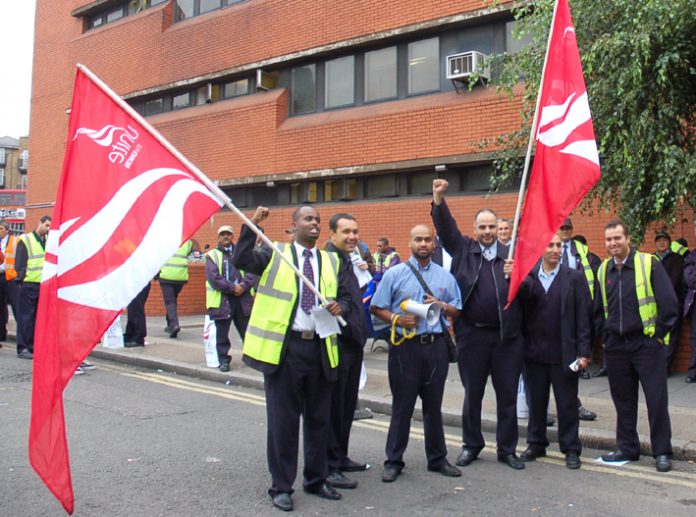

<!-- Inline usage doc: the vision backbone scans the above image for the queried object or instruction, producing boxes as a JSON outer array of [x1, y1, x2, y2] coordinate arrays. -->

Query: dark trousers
[[689, 307, 696, 378], [605, 334, 672, 457], [265, 334, 333, 496], [159, 281, 184, 330], [328, 348, 363, 471], [385, 335, 449, 469], [524, 360, 581, 454], [17, 282, 40, 354], [124, 283, 151, 345], [0, 277, 19, 339], [458, 325, 524, 455], [215, 297, 249, 365]]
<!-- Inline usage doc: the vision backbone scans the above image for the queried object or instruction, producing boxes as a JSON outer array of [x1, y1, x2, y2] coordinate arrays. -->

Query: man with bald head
[[431, 179, 525, 470], [371, 224, 462, 482]]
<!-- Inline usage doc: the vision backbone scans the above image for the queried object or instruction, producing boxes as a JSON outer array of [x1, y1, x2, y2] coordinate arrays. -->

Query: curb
[[90, 347, 696, 462]]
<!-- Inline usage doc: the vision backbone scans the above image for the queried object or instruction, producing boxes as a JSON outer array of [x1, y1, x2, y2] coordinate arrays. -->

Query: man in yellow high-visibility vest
[[595, 219, 678, 473], [15, 216, 51, 359]]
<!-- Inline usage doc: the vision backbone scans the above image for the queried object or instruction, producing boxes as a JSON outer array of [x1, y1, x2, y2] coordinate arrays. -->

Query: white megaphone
[[399, 299, 441, 326]]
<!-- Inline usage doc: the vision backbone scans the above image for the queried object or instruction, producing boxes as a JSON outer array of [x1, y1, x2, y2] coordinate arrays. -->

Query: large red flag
[[508, 0, 601, 304], [29, 67, 223, 514]]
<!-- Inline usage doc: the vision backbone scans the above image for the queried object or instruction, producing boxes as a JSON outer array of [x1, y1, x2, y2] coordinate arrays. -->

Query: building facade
[[30, 0, 695, 370]]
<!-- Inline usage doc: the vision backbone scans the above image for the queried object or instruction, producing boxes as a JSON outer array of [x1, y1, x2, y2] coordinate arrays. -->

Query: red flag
[[508, 0, 600, 304], [29, 67, 223, 514]]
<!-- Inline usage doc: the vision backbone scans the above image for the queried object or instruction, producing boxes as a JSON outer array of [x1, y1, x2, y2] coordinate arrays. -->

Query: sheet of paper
[[312, 306, 342, 338], [351, 253, 373, 287]]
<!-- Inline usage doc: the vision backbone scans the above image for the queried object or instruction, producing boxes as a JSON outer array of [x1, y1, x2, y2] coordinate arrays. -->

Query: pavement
[[7, 314, 696, 461]]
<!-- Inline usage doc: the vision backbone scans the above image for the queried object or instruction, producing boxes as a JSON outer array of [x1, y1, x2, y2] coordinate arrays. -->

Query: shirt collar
[[479, 241, 498, 256], [538, 263, 560, 280], [409, 255, 432, 271], [293, 241, 317, 257]]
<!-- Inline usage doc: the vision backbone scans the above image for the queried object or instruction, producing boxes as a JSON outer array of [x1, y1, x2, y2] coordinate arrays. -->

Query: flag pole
[[76, 64, 346, 326], [507, 0, 562, 260]]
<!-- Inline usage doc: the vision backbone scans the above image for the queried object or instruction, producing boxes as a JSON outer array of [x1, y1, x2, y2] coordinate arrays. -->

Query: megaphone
[[399, 299, 441, 326]]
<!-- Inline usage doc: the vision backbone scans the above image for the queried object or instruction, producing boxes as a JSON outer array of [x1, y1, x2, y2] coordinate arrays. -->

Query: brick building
[[29, 0, 694, 370]]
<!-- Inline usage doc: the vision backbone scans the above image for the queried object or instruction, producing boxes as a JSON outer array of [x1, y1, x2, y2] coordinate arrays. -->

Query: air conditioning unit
[[446, 51, 489, 81]]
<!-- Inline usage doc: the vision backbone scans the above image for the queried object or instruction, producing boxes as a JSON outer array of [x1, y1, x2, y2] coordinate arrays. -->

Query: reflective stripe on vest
[[22, 232, 45, 283], [205, 249, 254, 309], [670, 241, 688, 256], [243, 243, 340, 368], [597, 252, 669, 345], [373, 250, 398, 270], [4, 235, 18, 281], [573, 240, 595, 299], [160, 241, 192, 281]]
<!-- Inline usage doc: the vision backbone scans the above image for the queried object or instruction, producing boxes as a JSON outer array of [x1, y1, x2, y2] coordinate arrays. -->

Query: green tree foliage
[[485, 0, 696, 238]]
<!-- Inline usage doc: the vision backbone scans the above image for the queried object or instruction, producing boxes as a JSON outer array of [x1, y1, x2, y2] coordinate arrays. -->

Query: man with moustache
[[595, 219, 677, 473], [234, 205, 351, 512], [370, 224, 462, 482], [431, 179, 525, 470], [324, 213, 369, 489], [515, 235, 591, 469]]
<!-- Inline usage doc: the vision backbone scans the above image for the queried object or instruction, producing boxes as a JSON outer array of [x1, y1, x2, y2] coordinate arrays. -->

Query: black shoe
[[381, 466, 401, 483], [427, 461, 461, 477], [124, 341, 144, 348], [546, 414, 556, 427], [304, 483, 341, 500], [655, 454, 672, 473], [353, 407, 374, 420], [685, 376, 696, 384], [271, 493, 293, 512], [520, 446, 546, 462], [17, 350, 34, 359], [498, 454, 525, 470], [455, 448, 479, 467], [340, 458, 368, 472], [579, 369, 591, 380], [601, 450, 639, 462], [578, 406, 597, 421], [169, 326, 180, 338], [565, 451, 581, 469], [219, 362, 230, 373], [592, 367, 607, 378], [326, 470, 357, 489]]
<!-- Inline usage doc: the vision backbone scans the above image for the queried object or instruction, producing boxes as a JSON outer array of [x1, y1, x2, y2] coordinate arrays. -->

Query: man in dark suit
[[516, 235, 592, 469], [235, 205, 352, 512], [431, 179, 525, 470]]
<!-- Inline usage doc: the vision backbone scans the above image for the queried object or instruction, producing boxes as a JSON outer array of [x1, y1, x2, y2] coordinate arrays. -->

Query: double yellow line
[[99, 363, 696, 489]]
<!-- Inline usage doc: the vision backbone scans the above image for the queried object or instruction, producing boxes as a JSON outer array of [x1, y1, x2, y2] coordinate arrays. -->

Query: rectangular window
[[0, 148, 5, 165], [175, 0, 195, 20], [366, 175, 397, 197], [89, 15, 104, 28], [195, 85, 208, 105], [408, 171, 437, 195], [324, 56, 355, 108], [144, 98, 164, 115], [106, 6, 125, 23], [223, 78, 249, 98], [365, 47, 397, 102], [408, 37, 440, 95], [291, 64, 316, 114], [200, 0, 221, 14], [172, 92, 191, 110], [0, 168, 5, 187]]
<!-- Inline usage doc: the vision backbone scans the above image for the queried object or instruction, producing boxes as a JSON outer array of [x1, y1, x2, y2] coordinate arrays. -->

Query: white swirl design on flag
[[73, 125, 127, 146], [47, 168, 221, 310], [536, 91, 599, 166]]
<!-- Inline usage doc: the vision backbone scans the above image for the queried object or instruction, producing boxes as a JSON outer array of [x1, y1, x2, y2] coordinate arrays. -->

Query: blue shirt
[[479, 241, 498, 260], [370, 256, 462, 334], [537, 263, 560, 293]]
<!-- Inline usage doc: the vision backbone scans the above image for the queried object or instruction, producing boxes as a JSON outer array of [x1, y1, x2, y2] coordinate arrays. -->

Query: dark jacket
[[593, 249, 678, 343], [683, 250, 696, 317], [518, 265, 592, 371], [205, 244, 257, 319], [325, 241, 367, 351], [431, 199, 521, 344], [654, 250, 685, 302], [234, 224, 353, 380]]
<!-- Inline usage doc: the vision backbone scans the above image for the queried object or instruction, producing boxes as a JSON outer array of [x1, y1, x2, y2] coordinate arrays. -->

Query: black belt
[[400, 333, 444, 344], [464, 321, 500, 329], [290, 330, 320, 341]]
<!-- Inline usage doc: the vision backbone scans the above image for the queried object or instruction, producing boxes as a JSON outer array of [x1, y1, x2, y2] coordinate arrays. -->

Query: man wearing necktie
[[235, 205, 352, 512], [204, 225, 257, 372], [431, 180, 525, 471]]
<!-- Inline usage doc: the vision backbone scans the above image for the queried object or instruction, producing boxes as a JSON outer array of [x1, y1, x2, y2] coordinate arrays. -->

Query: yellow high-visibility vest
[[160, 241, 193, 282]]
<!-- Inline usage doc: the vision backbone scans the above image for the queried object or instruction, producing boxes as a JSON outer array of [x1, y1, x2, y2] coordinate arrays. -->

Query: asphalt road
[[2, 351, 696, 516]]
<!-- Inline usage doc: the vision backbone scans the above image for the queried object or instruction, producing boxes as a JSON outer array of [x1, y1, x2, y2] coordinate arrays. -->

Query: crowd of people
[[7, 177, 696, 512]]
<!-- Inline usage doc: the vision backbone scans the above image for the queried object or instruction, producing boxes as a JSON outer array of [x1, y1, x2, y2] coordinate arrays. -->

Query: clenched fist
[[433, 179, 449, 205]]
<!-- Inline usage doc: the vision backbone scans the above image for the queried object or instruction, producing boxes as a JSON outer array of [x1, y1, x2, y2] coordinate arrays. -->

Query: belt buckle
[[300, 330, 315, 340], [419, 335, 432, 345]]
